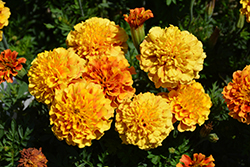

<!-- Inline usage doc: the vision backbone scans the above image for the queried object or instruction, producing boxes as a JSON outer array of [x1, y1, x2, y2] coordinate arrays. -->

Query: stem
[[2, 33, 9, 49], [78, 0, 84, 18], [188, 0, 195, 30]]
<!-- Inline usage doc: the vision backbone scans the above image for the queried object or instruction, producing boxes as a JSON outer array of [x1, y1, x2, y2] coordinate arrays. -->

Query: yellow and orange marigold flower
[[177, 153, 215, 167], [222, 65, 250, 124], [240, 0, 250, 22], [0, 49, 26, 84], [28, 47, 86, 105], [0, 0, 10, 41], [66, 17, 128, 60], [18, 147, 48, 167], [82, 54, 135, 108], [136, 25, 206, 89], [49, 81, 114, 148], [115, 92, 173, 150], [159, 81, 212, 132], [124, 7, 154, 29]]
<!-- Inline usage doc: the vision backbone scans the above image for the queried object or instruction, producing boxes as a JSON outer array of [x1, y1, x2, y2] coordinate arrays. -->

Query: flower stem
[[2, 33, 9, 49]]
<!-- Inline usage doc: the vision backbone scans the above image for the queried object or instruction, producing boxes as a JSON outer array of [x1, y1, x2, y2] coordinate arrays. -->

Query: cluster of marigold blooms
[[1, 1, 250, 166]]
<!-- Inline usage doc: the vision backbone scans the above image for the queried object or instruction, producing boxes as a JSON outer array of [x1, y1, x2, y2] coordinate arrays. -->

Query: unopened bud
[[208, 133, 219, 143], [168, 147, 175, 154]]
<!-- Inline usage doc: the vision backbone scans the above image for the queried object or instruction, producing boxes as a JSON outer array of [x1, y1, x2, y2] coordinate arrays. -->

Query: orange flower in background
[[0, 49, 26, 84], [222, 65, 250, 124], [159, 81, 212, 132], [0, 0, 11, 41], [49, 81, 114, 148], [82, 54, 135, 108], [240, 0, 250, 22], [124, 7, 154, 29], [28, 47, 86, 105], [115, 92, 173, 150], [18, 147, 48, 167], [124, 7, 153, 53], [137, 25, 206, 89], [66, 17, 128, 60], [177, 153, 215, 167]]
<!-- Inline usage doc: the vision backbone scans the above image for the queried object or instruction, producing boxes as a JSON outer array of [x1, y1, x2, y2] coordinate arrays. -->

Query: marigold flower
[[0, 0, 10, 29], [18, 147, 48, 167], [0, 49, 26, 84], [136, 25, 206, 89], [82, 55, 135, 108], [66, 17, 128, 60], [159, 81, 212, 132], [28, 47, 86, 105], [222, 65, 250, 124], [176, 153, 215, 167], [240, 0, 250, 22], [115, 92, 173, 150], [124, 7, 153, 53], [124, 7, 154, 29], [49, 81, 114, 148]]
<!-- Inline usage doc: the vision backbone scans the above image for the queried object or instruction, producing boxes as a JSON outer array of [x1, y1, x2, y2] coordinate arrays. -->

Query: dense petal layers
[[177, 153, 215, 167], [115, 92, 173, 150], [82, 54, 135, 108], [28, 48, 86, 105], [159, 81, 212, 132], [124, 7, 154, 29], [137, 25, 206, 88], [0, 0, 10, 29], [0, 49, 26, 84], [66, 17, 128, 60], [240, 0, 250, 22], [18, 147, 48, 167], [49, 81, 114, 148], [222, 65, 250, 124]]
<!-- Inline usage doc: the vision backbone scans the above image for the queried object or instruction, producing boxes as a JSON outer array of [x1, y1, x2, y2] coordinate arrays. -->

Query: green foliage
[[1, 0, 250, 166]]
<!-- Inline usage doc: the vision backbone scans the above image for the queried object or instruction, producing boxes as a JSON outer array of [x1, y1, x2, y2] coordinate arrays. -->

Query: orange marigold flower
[[0, 49, 26, 84], [18, 147, 48, 167], [49, 81, 114, 148], [28, 47, 86, 105], [66, 17, 128, 60], [159, 81, 212, 132], [136, 25, 206, 89], [240, 0, 250, 22], [115, 92, 174, 150], [124, 7, 154, 29], [222, 65, 250, 124], [82, 54, 135, 108], [176, 153, 215, 167]]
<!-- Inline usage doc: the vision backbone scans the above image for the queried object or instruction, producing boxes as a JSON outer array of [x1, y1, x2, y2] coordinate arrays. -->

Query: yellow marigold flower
[[28, 48, 86, 105], [176, 153, 215, 167], [136, 25, 206, 89], [115, 92, 174, 150], [82, 55, 135, 108], [0, 49, 26, 84], [49, 81, 114, 148], [159, 81, 212, 132], [66, 17, 128, 60], [0, 0, 10, 29], [18, 147, 48, 167], [222, 65, 250, 124], [240, 0, 250, 22]]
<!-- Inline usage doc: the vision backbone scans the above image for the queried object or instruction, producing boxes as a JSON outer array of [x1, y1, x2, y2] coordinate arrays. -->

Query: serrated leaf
[[18, 126, 24, 139], [151, 155, 160, 165]]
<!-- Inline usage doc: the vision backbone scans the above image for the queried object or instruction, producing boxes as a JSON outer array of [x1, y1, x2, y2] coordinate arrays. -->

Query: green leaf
[[0, 124, 4, 139], [166, 0, 172, 6], [18, 126, 23, 139], [151, 155, 160, 165], [44, 23, 55, 29], [11, 119, 16, 134]]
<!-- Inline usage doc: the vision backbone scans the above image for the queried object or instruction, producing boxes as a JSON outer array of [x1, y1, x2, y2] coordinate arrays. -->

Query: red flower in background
[[0, 49, 26, 84]]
